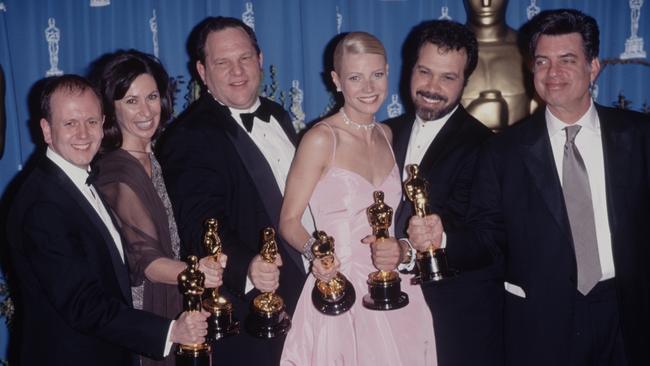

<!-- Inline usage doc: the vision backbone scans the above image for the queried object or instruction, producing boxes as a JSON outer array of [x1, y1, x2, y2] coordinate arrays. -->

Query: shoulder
[[300, 122, 335, 151], [382, 113, 413, 135], [261, 97, 290, 118], [378, 123, 393, 141], [94, 150, 146, 183]]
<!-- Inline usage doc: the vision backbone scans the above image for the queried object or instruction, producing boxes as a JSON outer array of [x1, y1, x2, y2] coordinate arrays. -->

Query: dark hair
[[191, 16, 260, 65], [528, 9, 600, 61], [40, 74, 102, 122], [414, 20, 479, 82], [91, 49, 172, 150]]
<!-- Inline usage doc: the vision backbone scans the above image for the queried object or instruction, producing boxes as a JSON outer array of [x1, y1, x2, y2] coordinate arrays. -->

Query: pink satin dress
[[281, 123, 437, 366]]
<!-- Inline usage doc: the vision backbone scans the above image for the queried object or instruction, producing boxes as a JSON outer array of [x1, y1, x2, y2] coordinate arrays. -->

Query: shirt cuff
[[163, 320, 174, 357], [397, 238, 417, 272], [245, 275, 254, 294], [440, 231, 447, 249]]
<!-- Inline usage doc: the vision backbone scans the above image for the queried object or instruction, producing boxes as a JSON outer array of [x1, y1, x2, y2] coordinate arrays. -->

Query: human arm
[[279, 124, 340, 281]]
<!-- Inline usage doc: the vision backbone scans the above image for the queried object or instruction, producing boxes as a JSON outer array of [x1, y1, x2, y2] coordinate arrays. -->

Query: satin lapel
[[520, 111, 571, 239], [42, 159, 132, 302], [221, 105, 305, 273], [393, 114, 415, 231], [418, 108, 465, 176], [598, 105, 631, 237]]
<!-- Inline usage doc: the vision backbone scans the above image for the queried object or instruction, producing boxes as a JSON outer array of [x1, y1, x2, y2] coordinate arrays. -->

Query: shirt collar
[[46, 147, 91, 187], [227, 98, 261, 117], [546, 101, 599, 138]]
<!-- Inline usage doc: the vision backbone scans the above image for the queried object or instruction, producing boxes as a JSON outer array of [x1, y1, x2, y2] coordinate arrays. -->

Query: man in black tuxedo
[[6, 75, 207, 366], [375, 20, 500, 366], [414, 9, 650, 365], [157, 17, 308, 364]]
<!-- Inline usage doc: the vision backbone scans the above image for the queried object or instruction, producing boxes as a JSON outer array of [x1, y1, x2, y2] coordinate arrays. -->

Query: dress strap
[[315, 121, 337, 167], [376, 124, 397, 166]]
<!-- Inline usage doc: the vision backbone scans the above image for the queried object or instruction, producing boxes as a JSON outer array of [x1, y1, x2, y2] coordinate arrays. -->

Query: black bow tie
[[86, 166, 99, 186], [240, 102, 272, 132]]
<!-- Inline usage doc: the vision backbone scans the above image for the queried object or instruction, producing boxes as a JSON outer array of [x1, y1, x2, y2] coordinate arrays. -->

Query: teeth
[[136, 120, 154, 129], [73, 144, 91, 150], [358, 96, 378, 103], [422, 96, 441, 104]]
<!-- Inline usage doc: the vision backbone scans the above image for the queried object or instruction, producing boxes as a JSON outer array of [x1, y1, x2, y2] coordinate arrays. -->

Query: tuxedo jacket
[[386, 107, 502, 366], [459, 105, 650, 365], [6, 157, 170, 366], [156, 94, 306, 364]]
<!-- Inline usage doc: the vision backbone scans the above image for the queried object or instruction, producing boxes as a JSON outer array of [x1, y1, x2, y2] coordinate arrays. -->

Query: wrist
[[398, 239, 414, 265], [302, 237, 316, 261]]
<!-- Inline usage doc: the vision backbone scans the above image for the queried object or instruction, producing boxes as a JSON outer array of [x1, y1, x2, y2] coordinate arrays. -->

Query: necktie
[[240, 102, 272, 132], [562, 125, 601, 295]]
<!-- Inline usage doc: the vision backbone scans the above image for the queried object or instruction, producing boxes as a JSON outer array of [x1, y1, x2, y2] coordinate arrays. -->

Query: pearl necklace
[[340, 109, 375, 131]]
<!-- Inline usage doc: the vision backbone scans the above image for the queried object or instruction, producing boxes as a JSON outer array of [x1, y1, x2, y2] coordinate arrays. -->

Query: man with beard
[[375, 20, 501, 366]]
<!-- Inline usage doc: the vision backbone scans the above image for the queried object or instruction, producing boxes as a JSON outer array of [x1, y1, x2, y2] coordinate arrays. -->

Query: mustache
[[416, 91, 448, 103]]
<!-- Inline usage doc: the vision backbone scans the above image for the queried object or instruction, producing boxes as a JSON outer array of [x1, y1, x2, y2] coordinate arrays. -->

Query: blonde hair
[[333, 32, 387, 73]]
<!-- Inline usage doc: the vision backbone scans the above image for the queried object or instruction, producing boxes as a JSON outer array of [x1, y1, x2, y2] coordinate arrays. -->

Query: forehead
[[50, 89, 102, 119], [535, 33, 585, 57], [204, 27, 255, 58], [416, 42, 466, 72], [125, 73, 157, 93], [339, 52, 386, 72]]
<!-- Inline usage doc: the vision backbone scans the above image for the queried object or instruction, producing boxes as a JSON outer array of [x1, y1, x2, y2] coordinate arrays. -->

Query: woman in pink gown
[[279, 32, 437, 366]]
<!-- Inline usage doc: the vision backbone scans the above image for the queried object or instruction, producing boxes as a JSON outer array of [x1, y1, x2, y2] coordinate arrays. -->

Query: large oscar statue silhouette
[[461, 0, 534, 130]]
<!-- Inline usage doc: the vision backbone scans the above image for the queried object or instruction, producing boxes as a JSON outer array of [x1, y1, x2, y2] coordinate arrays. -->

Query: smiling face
[[533, 33, 600, 122], [196, 27, 263, 109], [410, 42, 466, 121], [40, 89, 104, 169], [332, 52, 388, 121], [114, 73, 161, 150]]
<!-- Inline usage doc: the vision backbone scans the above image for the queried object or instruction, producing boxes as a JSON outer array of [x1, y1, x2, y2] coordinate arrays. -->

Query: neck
[[121, 140, 152, 154], [548, 101, 591, 125], [468, 21, 508, 42]]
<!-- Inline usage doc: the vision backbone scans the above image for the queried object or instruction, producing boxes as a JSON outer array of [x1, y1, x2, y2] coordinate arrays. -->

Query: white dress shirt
[[46, 148, 125, 262], [546, 102, 615, 280], [398, 107, 458, 269], [228, 98, 314, 292]]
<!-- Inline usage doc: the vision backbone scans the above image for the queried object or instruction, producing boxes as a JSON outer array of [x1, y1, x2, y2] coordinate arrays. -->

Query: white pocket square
[[504, 282, 526, 298]]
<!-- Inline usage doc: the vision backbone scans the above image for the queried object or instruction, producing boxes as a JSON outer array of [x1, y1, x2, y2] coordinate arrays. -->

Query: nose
[[231, 61, 244, 76], [139, 101, 153, 118], [363, 79, 375, 93], [547, 61, 560, 77], [77, 122, 90, 138]]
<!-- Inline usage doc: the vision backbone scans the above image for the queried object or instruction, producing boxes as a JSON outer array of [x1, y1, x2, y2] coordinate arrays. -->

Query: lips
[[416, 91, 447, 105], [71, 143, 92, 150], [357, 95, 379, 104], [135, 120, 155, 130]]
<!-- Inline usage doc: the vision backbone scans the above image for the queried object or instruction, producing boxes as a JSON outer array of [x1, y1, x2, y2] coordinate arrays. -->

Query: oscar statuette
[[201, 218, 239, 341], [403, 164, 457, 283], [176, 256, 211, 366], [245, 227, 292, 338], [363, 191, 409, 310], [310, 230, 355, 315]]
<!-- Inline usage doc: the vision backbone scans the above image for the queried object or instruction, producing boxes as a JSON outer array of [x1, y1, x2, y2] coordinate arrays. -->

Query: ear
[[40, 118, 52, 145], [258, 51, 264, 70], [196, 60, 207, 85], [386, 63, 390, 77], [331, 70, 341, 92], [589, 58, 601, 83]]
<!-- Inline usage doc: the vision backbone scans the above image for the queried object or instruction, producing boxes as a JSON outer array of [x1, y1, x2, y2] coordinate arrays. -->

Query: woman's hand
[[311, 253, 341, 282]]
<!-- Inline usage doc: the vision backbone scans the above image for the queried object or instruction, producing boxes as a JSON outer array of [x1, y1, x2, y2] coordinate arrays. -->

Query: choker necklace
[[340, 109, 375, 131]]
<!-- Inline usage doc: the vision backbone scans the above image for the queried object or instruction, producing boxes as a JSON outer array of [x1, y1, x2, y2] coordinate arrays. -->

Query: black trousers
[[570, 279, 628, 366]]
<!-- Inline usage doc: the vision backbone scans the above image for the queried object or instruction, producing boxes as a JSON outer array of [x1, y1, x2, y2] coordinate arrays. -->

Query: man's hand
[[248, 254, 282, 292], [170, 310, 209, 345], [407, 214, 444, 252], [311, 254, 341, 282], [361, 235, 402, 271], [199, 254, 227, 288]]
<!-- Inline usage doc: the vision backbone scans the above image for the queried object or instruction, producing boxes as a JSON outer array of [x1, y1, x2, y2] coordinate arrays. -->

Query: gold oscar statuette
[[363, 191, 409, 310], [245, 227, 291, 338], [201, 218, 239, 341], [404, 164, 457, 283], [176, 255, 211, 366], [310, 230, 356, 315]]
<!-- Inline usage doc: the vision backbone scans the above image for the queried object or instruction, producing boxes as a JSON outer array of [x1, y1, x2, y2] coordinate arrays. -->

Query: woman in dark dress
[[92, 50, 225, 366]]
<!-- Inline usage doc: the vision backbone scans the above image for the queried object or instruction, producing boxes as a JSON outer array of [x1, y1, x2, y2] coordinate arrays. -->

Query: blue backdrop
[[1, 0, 649, 360]]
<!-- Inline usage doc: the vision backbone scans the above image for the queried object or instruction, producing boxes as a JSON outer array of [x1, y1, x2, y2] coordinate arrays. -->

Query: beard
[[414, 90, 461, 121]]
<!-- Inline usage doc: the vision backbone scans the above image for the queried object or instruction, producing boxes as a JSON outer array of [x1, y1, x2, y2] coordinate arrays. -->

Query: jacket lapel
[[207, 96, 305, 273], [392, 114, 415, 231], [597, 105, 632, 238], [520, 110, 571, 239], [42, 159, 132, 302]]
